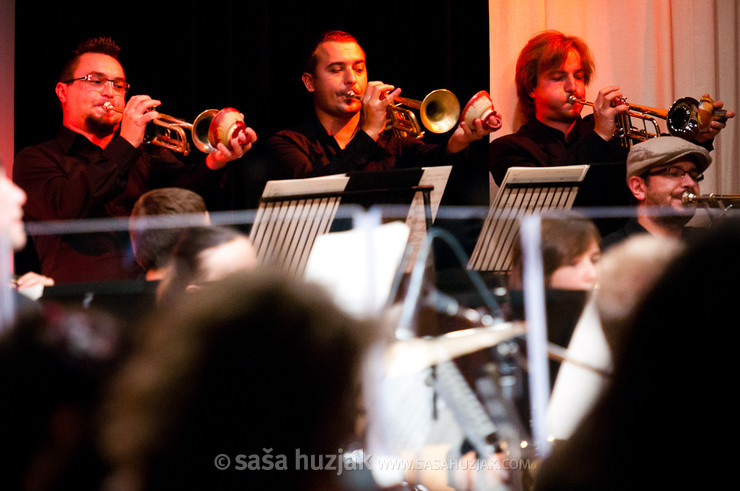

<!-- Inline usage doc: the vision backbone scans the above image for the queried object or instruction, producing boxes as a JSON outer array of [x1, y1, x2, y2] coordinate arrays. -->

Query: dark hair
[[101, 269, 370, 490], [155, 225, 252, 306], [509, 216, 601, 289], [59, 36, 122, 82], [129, 188, 209, 272], [0, 304, 123, 490], [515, 30, 595, 119], [304, 30, 363, 75]]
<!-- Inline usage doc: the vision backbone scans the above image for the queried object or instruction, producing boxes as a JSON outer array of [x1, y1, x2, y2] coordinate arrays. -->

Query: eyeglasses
[[643, 166, 704, 182], [63, 73, 130, 93]]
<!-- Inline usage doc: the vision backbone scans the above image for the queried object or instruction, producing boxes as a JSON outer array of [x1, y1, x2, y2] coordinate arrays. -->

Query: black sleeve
[[13, 135, 139, 221]]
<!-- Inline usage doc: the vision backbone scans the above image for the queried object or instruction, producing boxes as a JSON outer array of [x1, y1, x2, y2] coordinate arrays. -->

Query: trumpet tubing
[[567, 94, 729, 147], [682, 191, 740, 207], [103, 103, 246, 155], [346, 88, 460, 137]]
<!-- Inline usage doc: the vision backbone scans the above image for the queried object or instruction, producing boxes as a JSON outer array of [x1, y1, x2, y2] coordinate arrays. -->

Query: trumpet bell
[[192, 107, 247, 153], [192, 109, 219, 153], [420, 89, 460, 134], [667, 97, 701, 140]]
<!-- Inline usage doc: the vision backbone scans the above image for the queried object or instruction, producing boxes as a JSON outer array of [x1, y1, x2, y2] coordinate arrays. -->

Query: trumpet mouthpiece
[[103, 102, 122, 113], [346, 91, 361, 100]]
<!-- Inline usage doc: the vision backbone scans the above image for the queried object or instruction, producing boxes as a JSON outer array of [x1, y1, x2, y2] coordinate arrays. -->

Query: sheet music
[[259, 174, 349, 198], [468, 165, 589, 272], [249, 176, 350, 276], [417, 165, 451, 221], [251, 167, 452, 277], [404, 166, 452, 272], [304, 221, 410, 319], [498, 165, 589, 185]]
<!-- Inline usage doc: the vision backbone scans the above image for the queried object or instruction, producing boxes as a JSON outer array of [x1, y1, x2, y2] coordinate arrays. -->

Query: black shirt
[[267, 115, 462, 179], [600, 217, 649, 250], [488, 115, 628, 186], [13, 127, 222, 283]]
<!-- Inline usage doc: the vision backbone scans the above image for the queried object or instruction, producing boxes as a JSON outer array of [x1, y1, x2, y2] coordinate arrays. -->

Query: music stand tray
[[249, 166, 452, 276]]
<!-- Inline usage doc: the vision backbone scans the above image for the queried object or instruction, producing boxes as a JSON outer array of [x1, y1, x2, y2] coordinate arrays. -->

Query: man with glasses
[[601, 136, 711, 249], [13, 37, 257, 283]]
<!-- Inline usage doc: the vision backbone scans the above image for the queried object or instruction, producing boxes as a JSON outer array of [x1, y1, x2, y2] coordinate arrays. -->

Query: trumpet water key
[[103, 103, 247, 155]]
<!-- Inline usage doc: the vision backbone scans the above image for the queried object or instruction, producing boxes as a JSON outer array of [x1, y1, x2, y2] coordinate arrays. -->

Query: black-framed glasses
[[643, 166, 704, 182], [63, 73, 130, 93]]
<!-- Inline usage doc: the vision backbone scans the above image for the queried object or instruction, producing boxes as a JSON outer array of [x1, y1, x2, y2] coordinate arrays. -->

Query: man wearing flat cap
[[601, 136, 711, 249]]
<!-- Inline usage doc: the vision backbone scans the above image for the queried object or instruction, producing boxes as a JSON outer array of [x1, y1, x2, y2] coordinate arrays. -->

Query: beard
[[645, 188, 696, 228], [86, 114, 118, 138], [654, 210, 694, 229]]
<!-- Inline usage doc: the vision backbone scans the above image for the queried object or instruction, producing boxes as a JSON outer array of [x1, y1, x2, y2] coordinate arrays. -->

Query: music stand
[[248, 166, 452, 276], [467, 165, 590, 273]]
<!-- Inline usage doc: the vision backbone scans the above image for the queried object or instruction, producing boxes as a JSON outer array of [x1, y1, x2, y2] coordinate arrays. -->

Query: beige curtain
[[489, 0, 739, 195]]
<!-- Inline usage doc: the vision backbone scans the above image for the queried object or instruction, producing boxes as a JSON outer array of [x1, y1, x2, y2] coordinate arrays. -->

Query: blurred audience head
[[595, 233, 684, 356], [535, 218, 740, 490], [100, 269, 371, 490], [129, 188, 210, 280], [1, 161, 28, 251], [155, 225, 257, 307], [0, 303, 123, 491]]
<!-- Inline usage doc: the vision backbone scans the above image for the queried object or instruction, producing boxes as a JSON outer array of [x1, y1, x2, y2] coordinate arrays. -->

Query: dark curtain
[[15, 0, 490, 207]]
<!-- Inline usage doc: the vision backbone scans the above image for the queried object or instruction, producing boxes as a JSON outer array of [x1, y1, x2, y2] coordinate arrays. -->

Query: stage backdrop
[[10, 0, 492, 274], [12, 0, 492, 210], [489, 0, 739, 196]]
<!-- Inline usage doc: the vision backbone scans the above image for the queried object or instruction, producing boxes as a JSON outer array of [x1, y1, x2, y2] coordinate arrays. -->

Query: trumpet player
[[601, 136, 711, 249], [13, 36, 258, 284], [268, 30, 503, 179], [489, 30, 734, 187]]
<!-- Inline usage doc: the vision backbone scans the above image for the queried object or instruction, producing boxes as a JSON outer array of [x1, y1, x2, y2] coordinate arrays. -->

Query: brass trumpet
[[682, 191, 740, 208], [103, 102, 247, 155], [348, 88, 460, 138], [568, 94, 728, 148]]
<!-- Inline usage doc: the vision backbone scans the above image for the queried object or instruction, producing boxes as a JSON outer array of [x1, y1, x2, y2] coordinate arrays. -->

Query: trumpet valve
[[611, 96, 628, 108]]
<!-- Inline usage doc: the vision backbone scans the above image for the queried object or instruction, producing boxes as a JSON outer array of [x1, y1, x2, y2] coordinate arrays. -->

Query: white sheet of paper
[[303, 221, 410, 319]]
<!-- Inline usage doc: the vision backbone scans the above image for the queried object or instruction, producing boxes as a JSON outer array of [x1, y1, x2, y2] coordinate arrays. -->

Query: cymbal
[[383, 322, 526, 376]]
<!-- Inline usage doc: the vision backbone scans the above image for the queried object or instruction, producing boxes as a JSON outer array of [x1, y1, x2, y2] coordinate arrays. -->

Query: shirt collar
[[57, 126, 82, 153], [57, 125, 121, 153], [527, 115, 588, 142]]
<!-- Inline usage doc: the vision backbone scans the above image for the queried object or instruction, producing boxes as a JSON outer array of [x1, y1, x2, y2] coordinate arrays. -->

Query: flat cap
[[626, 136, 711, 180]]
